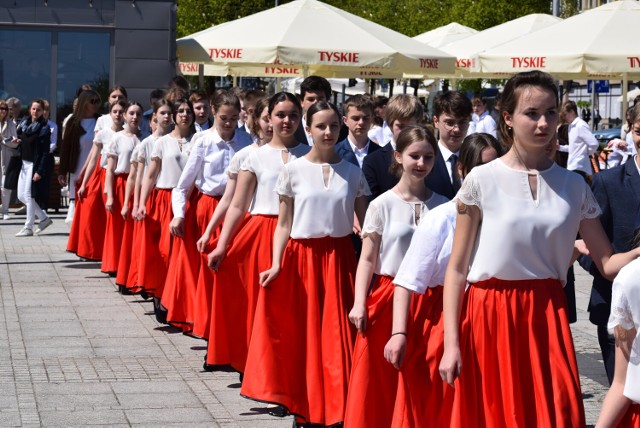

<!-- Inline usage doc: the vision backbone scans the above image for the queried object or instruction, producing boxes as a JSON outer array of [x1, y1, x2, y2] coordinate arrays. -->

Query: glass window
[[0, 30, 52, 112], [57, 32, 110, 120]]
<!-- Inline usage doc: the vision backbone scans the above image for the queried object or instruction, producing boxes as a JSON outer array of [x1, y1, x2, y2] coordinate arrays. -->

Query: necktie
[[450, 154, 461, 192]]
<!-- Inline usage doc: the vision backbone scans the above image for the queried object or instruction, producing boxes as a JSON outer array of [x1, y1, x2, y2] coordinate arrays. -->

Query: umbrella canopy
[[176, 0, 455, 78], [441, 14, 561, 76], [476, 1, 640, 79], [413, 22, 478, 48]]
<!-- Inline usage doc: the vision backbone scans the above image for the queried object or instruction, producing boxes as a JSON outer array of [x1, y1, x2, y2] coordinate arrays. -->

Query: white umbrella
[[617, 87, 640, 104], [441, 14, 561, 77], [176, 0, 455, 78], [413, 23, 477, 48]]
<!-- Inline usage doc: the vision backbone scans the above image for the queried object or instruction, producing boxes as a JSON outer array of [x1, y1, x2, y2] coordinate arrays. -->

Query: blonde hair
[[384, 94, 423, 127]]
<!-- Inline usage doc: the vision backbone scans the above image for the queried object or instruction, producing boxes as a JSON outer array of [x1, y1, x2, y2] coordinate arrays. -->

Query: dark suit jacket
[[362, 145, 457, 200], [334, 138, 380, 168], [587, 160, 640, 325], [294, 123, 309, 145], [426, 151, 457, 200]]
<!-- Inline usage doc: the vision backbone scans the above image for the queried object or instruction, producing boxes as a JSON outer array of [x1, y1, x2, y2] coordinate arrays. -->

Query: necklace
[[511, 143, 535, 173]]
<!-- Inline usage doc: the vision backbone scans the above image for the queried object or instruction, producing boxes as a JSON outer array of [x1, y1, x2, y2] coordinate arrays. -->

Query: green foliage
[[176, 0, 552, 39], [560, 0, 580, 18]]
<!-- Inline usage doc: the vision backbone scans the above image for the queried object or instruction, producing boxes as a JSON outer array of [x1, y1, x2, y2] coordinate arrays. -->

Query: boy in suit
[[335, 94, 379, 168]]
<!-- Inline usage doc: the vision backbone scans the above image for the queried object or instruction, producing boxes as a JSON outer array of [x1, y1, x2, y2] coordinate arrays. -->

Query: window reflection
[[0, 30, 51, 106]]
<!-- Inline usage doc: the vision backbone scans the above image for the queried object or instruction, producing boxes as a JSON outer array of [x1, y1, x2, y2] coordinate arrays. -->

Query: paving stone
[[39, 409, 128, 426]]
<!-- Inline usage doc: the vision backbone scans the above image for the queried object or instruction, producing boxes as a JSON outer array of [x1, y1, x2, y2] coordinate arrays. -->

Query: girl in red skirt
[[382, 133, 502, 428], [125, 98, 173, 293], [242, 101, 369, 427], [162, 90, 252, 327], [195, 96, 273, 254], [204, 92, 309, 375], [68, 100, 126, 261], [440, 70, 640, 428], [344, 126, 447, 428], [136, 99, 194, 311], [101, 102, 143, 275]]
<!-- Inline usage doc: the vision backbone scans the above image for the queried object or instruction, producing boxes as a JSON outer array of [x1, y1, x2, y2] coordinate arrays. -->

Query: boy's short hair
[[384, 94, 423, 126], [300, 76, 332, 99], [189, 89, 209, 104], [343, 94, 374, 115], [434, 91, 472, 119], [243, 89, 266, 111]]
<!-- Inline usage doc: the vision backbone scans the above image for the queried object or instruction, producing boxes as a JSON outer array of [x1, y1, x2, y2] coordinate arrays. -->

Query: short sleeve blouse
[[459, 159, 601, 284], [94, 128, 115, 169], [608, 258, 640, 403], [393, 200, 457, 293], [151, 134, 193, 189], [275, 157, 370, 239], [227, 145, 256, 177], [361, 189, 448, 277], [241, 143, 311, 215], [105, 132, 139, 174]]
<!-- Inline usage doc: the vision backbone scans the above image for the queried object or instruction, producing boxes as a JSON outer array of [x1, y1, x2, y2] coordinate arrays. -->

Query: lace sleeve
[[105, 134, 119, 157], [581, 185, 602, 220], [150, 139, 162, 161], [457, 169, 482, 209], [238, 151, 254, 174], [356, 170, 372, 198], [227, 153, 245, 177], [361, 201, 383, 238], [275, 166, 294, 197], [608, 279, 634, 333]]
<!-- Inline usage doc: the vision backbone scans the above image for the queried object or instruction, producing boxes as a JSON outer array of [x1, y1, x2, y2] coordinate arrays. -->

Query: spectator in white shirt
[[559, 100, 599, 180], [467, 96, 497, 139]]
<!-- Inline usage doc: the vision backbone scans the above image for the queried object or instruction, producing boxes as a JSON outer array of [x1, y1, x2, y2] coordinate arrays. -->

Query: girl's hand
[[169, 217, 184, 237], [348, 304, 368, 334], [136, 205, 147, 220], [259, 266, 281, 288], [105, 197, 114, 213], [384, 334, 407, 369], [207, 246, 226, 270], [120, 204, 129, 220], [131, 204, 139, 221], [439, 346, 463, 387], [197, 232, 211, 253], [77, 184, 86, 200]]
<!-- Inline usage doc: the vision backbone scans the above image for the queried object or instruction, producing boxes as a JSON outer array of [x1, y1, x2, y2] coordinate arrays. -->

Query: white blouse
[[94, 128, 115, 169], [242, 143, 311, 216], [227, 144, 256, 178], [362, 189, 448, 277], [394, 200, 458, 294], [608, 258, 640, 404], [459, 159, 601, 284], [75, 118, 97, 174], [151, 134, 193, 189], [105, 132, 139, 175], [275, 157, 371, 239], [172, 128, 252, 218]]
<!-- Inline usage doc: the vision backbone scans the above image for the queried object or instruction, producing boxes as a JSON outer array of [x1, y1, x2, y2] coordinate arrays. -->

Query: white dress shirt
[[558, 117, 599, 175], [347, 137, 370, 168]]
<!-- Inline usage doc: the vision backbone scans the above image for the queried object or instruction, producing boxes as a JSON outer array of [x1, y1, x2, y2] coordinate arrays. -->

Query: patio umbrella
[[413, 22, 477, 48], [176, 0, 455, 78], [440, 14, 561, 77]]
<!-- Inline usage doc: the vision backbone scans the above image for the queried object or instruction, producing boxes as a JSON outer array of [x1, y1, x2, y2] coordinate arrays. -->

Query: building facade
[[0, 0, 176, 121]]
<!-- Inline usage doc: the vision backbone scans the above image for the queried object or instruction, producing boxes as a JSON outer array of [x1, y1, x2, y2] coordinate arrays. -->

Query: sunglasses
[[90, 99, 101, 105], [0, 107, 7, 111]]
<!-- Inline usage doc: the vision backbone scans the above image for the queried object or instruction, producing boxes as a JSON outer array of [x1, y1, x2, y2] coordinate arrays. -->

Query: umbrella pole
[[233, 76, 238, 87], [622, 73, 628, 126], [198, 64, 204, 90], [451, 79, 458, 91]]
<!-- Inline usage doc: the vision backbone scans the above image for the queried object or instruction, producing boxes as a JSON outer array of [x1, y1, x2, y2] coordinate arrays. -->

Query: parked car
[[593, 127, 621, 147]]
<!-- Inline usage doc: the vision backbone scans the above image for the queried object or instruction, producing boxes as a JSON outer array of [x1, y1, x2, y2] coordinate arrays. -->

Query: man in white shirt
[[559, 100, 599, 180], [467, 96, 497, 138]]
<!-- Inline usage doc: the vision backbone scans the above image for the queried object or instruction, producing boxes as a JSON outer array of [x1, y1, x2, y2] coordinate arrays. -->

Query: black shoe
[[239, 372, 244, 383], [268, 405, 289, 418], [203, 362, 216, 372], [118, 285, 132, 295], [140, 290, 149, 300]]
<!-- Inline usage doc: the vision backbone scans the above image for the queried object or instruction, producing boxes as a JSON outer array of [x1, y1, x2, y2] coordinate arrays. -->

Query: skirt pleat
[[454, 277, 585, 428], [115, 201, 135, 287], [344, 275, 397, 428], [67, 164, 107, 261], [391, 285, 454, 428], [101, 174, 128, 274], [621, 404, 640, 427], [241, 236, 356, 426], [205, 214, 275, 373]]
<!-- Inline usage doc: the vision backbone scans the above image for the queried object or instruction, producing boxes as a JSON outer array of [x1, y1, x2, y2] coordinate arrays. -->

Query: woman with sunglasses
[[59, 90, 101, 224]]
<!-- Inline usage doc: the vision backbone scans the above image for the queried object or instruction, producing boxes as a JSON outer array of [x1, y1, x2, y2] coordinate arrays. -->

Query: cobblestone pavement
[[0, 211, 608, 427]]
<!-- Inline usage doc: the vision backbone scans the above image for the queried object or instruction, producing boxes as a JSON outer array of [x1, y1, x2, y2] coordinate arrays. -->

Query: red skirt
[[162, 192, 219, 332], [205, 214, 276, 373], [67, 165, 107, 261], [621, 404, 640, 427], [115, 199, 135, 287], [125, 217, 144, 293], [391, 285, 453, 428], [344, 275, 398, 428], [101, 174, 128, 274], [453, 278, 585, 428], [137, 189, 175, 296], [241, 235, 357, 426]]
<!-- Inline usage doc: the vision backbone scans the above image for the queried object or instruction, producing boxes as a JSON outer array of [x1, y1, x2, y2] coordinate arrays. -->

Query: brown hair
[[212, 89, 241, 113], [389, 125, 438, 178], [384, 94, 423, 128], [343, 94, 374, 116], [458, 133, 504, 178], [250, 97, 269, 138], [499, 70, 558, 147], [189, 89, 209, 104]]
